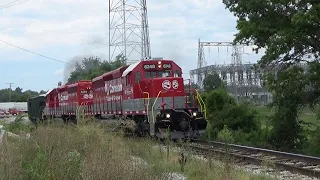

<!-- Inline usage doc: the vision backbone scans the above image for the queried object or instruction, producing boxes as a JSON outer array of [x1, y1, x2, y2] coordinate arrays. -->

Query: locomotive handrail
[[151, 90, 167, 124], [142, 92, 150, 118], [196, 90, 207, 119], [142, 92, 150, 100]]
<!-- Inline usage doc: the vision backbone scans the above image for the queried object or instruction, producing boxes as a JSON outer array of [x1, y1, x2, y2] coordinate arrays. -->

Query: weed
[[0, 120, 274, 180]]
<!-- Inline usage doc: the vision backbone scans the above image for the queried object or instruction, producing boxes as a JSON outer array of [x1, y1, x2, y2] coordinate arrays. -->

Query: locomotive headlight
[[158, 61, 161, 64], [192, 112, 197, 117], [166, 114, 170, 119]]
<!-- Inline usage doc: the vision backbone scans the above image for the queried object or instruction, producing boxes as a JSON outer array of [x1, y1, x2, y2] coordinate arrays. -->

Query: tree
[[203, 73, 225, 92], [67, 54, 127, 83], [266, 66, 307, 151], [15, 87, 22, 94], [222, 0, 320, 69], [222, 0, 320, 151]]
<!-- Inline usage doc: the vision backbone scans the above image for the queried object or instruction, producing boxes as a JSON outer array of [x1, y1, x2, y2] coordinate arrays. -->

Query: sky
[[0, 0, 264, 92]]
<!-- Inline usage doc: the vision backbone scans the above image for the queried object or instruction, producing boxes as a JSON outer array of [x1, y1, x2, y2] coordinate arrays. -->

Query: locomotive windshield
[[144, 70, 180, 79]]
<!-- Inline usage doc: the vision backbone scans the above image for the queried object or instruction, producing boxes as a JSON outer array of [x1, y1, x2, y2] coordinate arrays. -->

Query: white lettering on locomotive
[[105, 79, 122, 95], [58, 93, 68, 101], [110, 84, 122, 93]]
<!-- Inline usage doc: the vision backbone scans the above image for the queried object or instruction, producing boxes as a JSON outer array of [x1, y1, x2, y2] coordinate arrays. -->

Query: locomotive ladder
[[143, 92, 150, 119]]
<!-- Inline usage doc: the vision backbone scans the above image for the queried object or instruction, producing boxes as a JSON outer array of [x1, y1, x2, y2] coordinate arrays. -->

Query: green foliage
[[222, 0, 320, 68], [222, 0, 320, 152], [206, 89, 236, 112], [67, 54, 127, 83], [203, 73, 225, 92], [233, 129, 271, 149], [0, 88, 46, 102], [204, 89, 259, 138], [217, 125, 234, 144], [265, 66, 307, 151], [305, 125, 320, 156]]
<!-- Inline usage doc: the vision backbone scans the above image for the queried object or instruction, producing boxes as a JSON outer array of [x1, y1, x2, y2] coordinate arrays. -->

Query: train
[[27, 59, 207, 139]]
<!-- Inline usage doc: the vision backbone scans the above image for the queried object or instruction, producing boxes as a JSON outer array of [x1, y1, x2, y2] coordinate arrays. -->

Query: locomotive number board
[[143, 63, 171, 70]]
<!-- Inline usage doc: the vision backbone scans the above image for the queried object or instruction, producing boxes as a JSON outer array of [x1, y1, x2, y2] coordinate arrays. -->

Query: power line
[[0, 0, 22, 7], [0, 39, 70, 64], [0, 0, 31, 10]]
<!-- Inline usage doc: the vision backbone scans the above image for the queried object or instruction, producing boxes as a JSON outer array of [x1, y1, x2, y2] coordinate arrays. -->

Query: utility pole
[[7, 83, 13, 102]]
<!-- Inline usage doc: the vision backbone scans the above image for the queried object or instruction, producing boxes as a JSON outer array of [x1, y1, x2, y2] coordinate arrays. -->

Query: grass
[[253, 105, 319, 130], [0, 120, 274, 180]]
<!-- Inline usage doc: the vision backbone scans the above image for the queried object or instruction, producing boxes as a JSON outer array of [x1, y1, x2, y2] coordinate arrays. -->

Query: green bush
[[204, 89, 259, 138], [217, 125, 234, 144], [304, 125, 320, 156]]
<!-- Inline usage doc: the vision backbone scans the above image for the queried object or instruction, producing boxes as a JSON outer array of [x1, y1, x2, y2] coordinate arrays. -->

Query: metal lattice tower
[[109, 0, 151, 64], [196, 39, 235, 88]]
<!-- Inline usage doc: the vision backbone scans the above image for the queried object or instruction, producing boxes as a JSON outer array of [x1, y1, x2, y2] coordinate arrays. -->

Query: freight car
[[27, 95, 46, 122], [28, 59, 207, 139]]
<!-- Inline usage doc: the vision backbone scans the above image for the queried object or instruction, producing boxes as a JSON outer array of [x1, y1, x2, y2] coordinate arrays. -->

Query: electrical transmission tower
[[109, 0, 151, 64]]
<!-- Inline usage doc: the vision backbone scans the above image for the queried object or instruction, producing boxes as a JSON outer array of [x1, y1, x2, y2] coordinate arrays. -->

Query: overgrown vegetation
[[0, 120, 272, 180], [203, 88, 259, 138], [2, 114, 34, 134]]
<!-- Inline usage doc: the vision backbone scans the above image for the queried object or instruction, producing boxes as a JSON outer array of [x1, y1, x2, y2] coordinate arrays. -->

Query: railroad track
[[184, 139, 320, 179]]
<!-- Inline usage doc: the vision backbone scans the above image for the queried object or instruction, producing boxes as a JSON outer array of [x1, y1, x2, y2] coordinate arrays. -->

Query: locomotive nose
[[179, 120, 190, 131]]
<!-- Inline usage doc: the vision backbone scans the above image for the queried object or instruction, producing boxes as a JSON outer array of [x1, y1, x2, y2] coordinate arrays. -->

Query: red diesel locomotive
[[40, 59, 207, 139]]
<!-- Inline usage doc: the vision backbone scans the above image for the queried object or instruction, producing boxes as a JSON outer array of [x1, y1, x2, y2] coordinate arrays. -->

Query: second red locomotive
[[40, 59, 207, 139]]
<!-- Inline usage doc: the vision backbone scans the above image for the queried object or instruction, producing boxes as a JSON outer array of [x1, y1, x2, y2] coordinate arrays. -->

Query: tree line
[[0, 88, 47, 102]]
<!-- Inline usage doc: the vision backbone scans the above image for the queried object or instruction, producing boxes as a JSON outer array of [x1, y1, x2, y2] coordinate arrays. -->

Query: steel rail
[[188, 139, 320, 178]]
